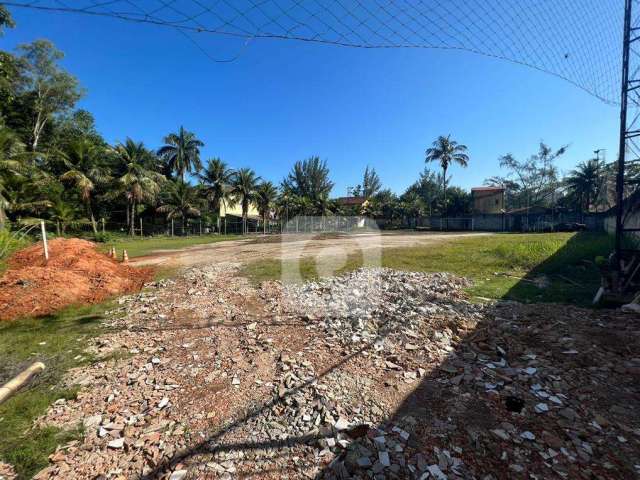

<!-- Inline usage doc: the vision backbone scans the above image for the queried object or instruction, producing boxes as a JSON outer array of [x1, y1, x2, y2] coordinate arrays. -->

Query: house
[[471, 187, 505, 214], [336, 196, 368, 208], [219, 201, 260, 219], [218, 200, 261, 233]]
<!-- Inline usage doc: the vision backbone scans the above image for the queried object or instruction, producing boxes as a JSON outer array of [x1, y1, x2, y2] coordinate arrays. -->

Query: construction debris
[[24, 265, 640, 479]]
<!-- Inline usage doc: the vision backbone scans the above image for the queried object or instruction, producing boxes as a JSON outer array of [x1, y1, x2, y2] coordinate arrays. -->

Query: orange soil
[[0, 238, 153, 321]]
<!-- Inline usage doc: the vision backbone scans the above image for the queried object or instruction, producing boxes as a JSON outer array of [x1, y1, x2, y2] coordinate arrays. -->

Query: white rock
[[334, 417, 350, 431], [379, 451, 391, 467], [108, 438, 124, 449], [169, 470, 188, 480], [521, 431, 536, 441], [427, 464, 448, 480], [535, 403, 549, 413], [158, 397, 169, 409]]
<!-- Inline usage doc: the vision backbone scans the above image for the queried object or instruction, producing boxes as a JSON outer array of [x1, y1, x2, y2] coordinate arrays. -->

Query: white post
[[140, 218, 143, 237], [171, 219, 174, 237], [40, 220, 49, 262]]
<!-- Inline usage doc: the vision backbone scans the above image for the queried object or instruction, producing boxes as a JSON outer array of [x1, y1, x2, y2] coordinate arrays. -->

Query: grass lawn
[[100, 233, 245, 258], [241, 232, 612, 306], [0, 302, 115, 479]]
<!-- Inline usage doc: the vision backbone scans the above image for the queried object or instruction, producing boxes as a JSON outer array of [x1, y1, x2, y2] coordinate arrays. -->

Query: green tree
[[403, 168, 443, 215], [231, 168, 261, 234], [50, 200, 84, 235], [114, 138, 165, 235], [197, 158, 234, 232], [399, 191, 426, 222], [0, 5, 15, 36], [157, 180, 201, 235], [362, 165, 382, 198], [157, 126, 204, 181], [17, 40, 84, 151], [490, 142, 567, 210], [58, 139, 108, 233], [282, 156, 334, 202], [0, 125, 27, 225], [425, 135, 469, 219], [565, 158, 603, 215], [256, 181, 278, 234]]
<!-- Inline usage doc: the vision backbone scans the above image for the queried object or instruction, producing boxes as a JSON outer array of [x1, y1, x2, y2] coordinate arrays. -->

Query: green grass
[[0, 302, 113, 479], [241, 232, 613, 306], [99, 233, 245, 258]]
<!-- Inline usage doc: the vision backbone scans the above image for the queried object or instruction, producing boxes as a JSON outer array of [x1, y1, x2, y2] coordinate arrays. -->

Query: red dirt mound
[[0, 238, 153, 321]]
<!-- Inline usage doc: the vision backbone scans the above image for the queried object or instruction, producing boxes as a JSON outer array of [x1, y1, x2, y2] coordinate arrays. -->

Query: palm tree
[[256, 181, 278, 234], [566, 159, 602, 216], [157, 126, 204, 181], [157, 180, 201, 235], [231, 168, 260, 234], [0, 126, 27, 226], [197, 158, 234, 232], [425, 135, 469, 224], [50, 200, 85, 235], [114, 138, 165, 235], [59, 139, 109, 234]]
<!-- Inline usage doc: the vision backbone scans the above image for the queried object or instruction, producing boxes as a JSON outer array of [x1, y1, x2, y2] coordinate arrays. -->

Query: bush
[[92, 232, 116, 243]]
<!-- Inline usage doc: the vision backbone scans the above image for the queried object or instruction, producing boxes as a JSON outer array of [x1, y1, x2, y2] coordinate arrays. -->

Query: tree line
[[0, 9, 630, 241], [0, 13, 472, 238]]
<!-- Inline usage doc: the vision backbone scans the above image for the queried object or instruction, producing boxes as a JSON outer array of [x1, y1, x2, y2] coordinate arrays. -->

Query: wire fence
[[4, 0, 627, 104]]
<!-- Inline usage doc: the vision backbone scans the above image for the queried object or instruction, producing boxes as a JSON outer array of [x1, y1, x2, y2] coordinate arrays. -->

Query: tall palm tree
[[425, 135, 469, 222], [114, 138, 165, 235], [197, 158, 234, 232], [566, 159, 602, 215], [157, 126, 204, 181], [231, 168, 260, 234], [256, 181, 278, 234], [59, 139, 108, 233], [157, 180, 201, 235]]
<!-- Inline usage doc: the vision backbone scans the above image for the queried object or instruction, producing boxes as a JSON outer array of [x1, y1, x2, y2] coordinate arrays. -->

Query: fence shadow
[[131, 232, 637, 479], [500, 231, 612, 306]]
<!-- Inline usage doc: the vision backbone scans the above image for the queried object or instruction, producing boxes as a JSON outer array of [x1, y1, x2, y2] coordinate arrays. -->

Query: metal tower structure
[[610, 0, 640, 297]]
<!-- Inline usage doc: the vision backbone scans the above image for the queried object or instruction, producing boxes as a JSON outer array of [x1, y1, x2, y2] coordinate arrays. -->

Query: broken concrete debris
[[24, 265, 640, 480]]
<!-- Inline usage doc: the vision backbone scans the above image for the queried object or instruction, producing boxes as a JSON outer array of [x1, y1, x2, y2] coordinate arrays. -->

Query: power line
[[2, 0, 625, 103]]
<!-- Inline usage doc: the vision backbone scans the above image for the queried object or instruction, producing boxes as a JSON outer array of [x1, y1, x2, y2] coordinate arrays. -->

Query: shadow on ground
[[134, 233, 638, 479], [502, 231, 612, 306]]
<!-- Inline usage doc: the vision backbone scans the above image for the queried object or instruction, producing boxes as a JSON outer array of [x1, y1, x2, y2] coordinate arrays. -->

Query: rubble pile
[[21, 265, 640, 480], [277, 269, 478, 345]]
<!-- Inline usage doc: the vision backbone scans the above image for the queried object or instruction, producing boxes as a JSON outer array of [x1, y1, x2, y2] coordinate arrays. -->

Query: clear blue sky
[[2, 6, 620, 197]]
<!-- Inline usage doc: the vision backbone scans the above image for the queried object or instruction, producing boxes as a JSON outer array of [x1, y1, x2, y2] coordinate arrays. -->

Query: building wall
[[472, 191, 504, 214], [219, 200, 260, 218]]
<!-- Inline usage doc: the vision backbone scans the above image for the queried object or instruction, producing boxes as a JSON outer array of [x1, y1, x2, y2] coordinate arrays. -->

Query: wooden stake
[[40, 220, 49, 262], [0, 362, 45, 405]]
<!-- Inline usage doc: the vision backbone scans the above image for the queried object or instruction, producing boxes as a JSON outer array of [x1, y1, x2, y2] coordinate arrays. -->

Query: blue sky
[[2, 6, 620, 197]]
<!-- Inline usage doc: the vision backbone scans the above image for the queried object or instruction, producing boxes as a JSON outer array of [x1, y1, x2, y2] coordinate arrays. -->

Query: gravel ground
[[19, 264, 640, 480]]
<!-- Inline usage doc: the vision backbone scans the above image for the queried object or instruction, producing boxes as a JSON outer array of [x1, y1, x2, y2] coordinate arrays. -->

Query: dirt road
[[131, 231, 492, 268]]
